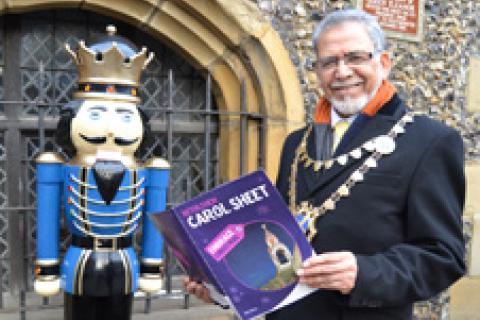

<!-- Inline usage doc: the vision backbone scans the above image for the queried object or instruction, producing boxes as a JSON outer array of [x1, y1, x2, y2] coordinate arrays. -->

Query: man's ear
[[379, 51, 392, 79]]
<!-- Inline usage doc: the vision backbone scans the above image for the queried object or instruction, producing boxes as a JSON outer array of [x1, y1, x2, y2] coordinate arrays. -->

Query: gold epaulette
[[144, 157, 170, 169], [35, 152, 65, 164]]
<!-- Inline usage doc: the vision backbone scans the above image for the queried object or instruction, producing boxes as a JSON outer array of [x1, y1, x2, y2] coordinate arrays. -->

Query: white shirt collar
[[331, 107, 357, 128]]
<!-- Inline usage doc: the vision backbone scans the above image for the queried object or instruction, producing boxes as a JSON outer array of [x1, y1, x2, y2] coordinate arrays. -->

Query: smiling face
[[315, 22, 392, 115], [70, 100, 143, 157]]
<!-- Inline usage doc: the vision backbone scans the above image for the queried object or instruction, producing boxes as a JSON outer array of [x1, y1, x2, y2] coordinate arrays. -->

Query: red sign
[[360, 0, 421, 37]]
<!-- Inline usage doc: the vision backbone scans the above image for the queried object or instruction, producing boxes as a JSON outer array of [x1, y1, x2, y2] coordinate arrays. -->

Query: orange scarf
[[313, 80, 396, 124]]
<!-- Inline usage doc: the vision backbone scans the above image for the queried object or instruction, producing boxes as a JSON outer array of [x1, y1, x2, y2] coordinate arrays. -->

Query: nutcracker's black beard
[[92, 160, 126, 205]]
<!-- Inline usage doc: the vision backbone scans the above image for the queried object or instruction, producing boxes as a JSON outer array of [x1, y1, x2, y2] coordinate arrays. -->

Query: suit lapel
[[303, 94, 406, 200]]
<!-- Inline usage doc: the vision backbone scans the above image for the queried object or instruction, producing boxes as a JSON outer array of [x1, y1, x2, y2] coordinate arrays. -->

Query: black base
[[64, 293, 133, 320]]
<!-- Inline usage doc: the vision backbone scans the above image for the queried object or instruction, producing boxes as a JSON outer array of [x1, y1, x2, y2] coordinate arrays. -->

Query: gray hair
[[312, 9, 387, 55]]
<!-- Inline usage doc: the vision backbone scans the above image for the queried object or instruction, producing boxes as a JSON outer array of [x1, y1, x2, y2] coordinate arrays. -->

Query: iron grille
[[0, 10, 259, 312]]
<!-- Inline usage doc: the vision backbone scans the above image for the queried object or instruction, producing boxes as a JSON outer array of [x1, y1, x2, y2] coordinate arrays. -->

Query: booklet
[[150, 170, 316, 320]]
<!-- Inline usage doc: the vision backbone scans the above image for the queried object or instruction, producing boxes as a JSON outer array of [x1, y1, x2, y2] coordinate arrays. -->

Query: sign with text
[[357, 0, 424, 42]]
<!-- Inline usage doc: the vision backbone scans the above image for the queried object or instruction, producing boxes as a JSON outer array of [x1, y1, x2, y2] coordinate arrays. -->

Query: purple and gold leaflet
[[150, 170, 316, 320]]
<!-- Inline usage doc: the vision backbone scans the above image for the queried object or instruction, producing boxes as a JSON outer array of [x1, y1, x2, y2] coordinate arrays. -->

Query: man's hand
[[183, 277, 214, 304], [297, 251, 358, 294]]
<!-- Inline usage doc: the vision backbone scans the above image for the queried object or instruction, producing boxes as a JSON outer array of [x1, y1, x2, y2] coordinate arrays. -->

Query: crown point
[[67, 25, 150, 103], [106, 25, 117, 36]]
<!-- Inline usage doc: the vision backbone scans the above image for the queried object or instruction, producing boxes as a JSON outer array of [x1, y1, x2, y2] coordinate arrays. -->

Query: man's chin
[[330, 95, 369, 115]]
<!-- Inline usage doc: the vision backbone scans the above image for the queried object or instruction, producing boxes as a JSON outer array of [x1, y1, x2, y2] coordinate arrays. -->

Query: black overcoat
[[269, 94, 465, 320]]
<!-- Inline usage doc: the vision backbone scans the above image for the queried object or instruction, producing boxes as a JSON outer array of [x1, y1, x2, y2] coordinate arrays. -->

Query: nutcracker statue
[[33, 26, 170, 320]]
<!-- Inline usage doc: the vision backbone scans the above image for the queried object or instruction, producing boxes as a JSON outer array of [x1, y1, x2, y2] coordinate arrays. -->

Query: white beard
[[330, 94, 369, 115], [330, 67, 384, 116]]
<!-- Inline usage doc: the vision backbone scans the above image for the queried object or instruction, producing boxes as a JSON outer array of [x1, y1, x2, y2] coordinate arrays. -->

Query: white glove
[[138, 275, 163, 293], [34, 277, 61, 296]]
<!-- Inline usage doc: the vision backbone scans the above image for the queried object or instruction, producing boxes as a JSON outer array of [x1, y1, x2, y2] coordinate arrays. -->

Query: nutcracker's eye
[[88, 106, 106, 120], [89, 110, 100, 120], [121, 113, 132, 123], [116, 108, 134, 123]]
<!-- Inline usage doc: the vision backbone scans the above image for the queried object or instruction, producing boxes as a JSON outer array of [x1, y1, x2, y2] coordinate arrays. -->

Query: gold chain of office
[[289, 112, 415, 242]]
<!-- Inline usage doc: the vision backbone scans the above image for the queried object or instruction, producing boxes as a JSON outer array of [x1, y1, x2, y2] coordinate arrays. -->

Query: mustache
[[79, 134, 139, 146], [331, 81, 363, 89], [79, 134, 106, 144], [115, 137, 140, 146]]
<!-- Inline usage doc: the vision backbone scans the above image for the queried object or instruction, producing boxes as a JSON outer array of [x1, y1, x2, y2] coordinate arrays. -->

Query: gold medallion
[[290, 112, 415, 240], [350, 148, 362, 159], [365, 158, 377, 168], [338, 184, 350, 197], [324, 160, 334, 169], [323, 199, 336, 210], [351, 170, 364, 182], [337, 154, 348, 165], [363, 140, 375, 151], [375, 136, 396, 155]]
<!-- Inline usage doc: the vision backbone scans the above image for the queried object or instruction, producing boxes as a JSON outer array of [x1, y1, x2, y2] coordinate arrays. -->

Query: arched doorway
[[0, 0, 305, 306], [0, 8, 227, 299]]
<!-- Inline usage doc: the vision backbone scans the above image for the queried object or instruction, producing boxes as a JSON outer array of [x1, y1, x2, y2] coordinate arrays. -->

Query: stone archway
[[1, 0, 304, 180]]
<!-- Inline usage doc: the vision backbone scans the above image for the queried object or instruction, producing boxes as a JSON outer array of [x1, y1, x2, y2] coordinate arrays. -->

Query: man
[[186, 9, 465, 320]]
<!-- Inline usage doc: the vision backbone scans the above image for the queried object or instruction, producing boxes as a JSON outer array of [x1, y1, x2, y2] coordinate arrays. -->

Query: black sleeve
[[349, 128, 465, 307]]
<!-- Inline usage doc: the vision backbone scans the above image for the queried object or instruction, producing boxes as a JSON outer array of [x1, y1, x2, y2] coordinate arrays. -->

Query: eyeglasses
[[317, 51, 375, 70]]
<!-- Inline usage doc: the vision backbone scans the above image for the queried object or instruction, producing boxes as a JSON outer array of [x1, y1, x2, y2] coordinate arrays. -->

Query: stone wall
[[254, 0, 480, 319], [255, 0, 480, 159]]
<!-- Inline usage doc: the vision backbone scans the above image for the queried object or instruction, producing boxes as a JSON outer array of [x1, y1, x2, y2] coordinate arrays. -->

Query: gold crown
[[66, 25, 154, 103]]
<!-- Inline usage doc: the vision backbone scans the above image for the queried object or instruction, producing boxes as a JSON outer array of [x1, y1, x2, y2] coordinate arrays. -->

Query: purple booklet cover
[[150, 170, 315, 320]]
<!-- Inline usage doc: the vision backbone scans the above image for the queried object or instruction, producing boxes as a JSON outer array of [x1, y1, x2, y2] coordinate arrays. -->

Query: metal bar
[[0, 119, 220, 132], [0, 255, 2, 309], [22, 200, 30, 294], [0, 100, 55, 105], [0, 207, 35, 211], [0, 99, 260, 115], [19, 289, 26, 320], [0, 210, 3, 308], [0, 105, 263, 118], [258, 114, 266, 169], [149, 121, 218, 134], [185, 178, 191, 207], [144, 293, 152, 314], [142, 105, 263, 117], [239, 80, 247, 175], [4, 14, 24, 300], [204, 73, 212, 191], [20, 206, 27, 320], [183, 292, 190, 309], [165, 68, 174, 295], [21, 193, 33, 296], [38, 61, 46, 152]]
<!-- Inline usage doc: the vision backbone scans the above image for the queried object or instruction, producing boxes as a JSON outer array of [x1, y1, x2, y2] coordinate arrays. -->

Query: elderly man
[[186, 9, 465, 320]]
